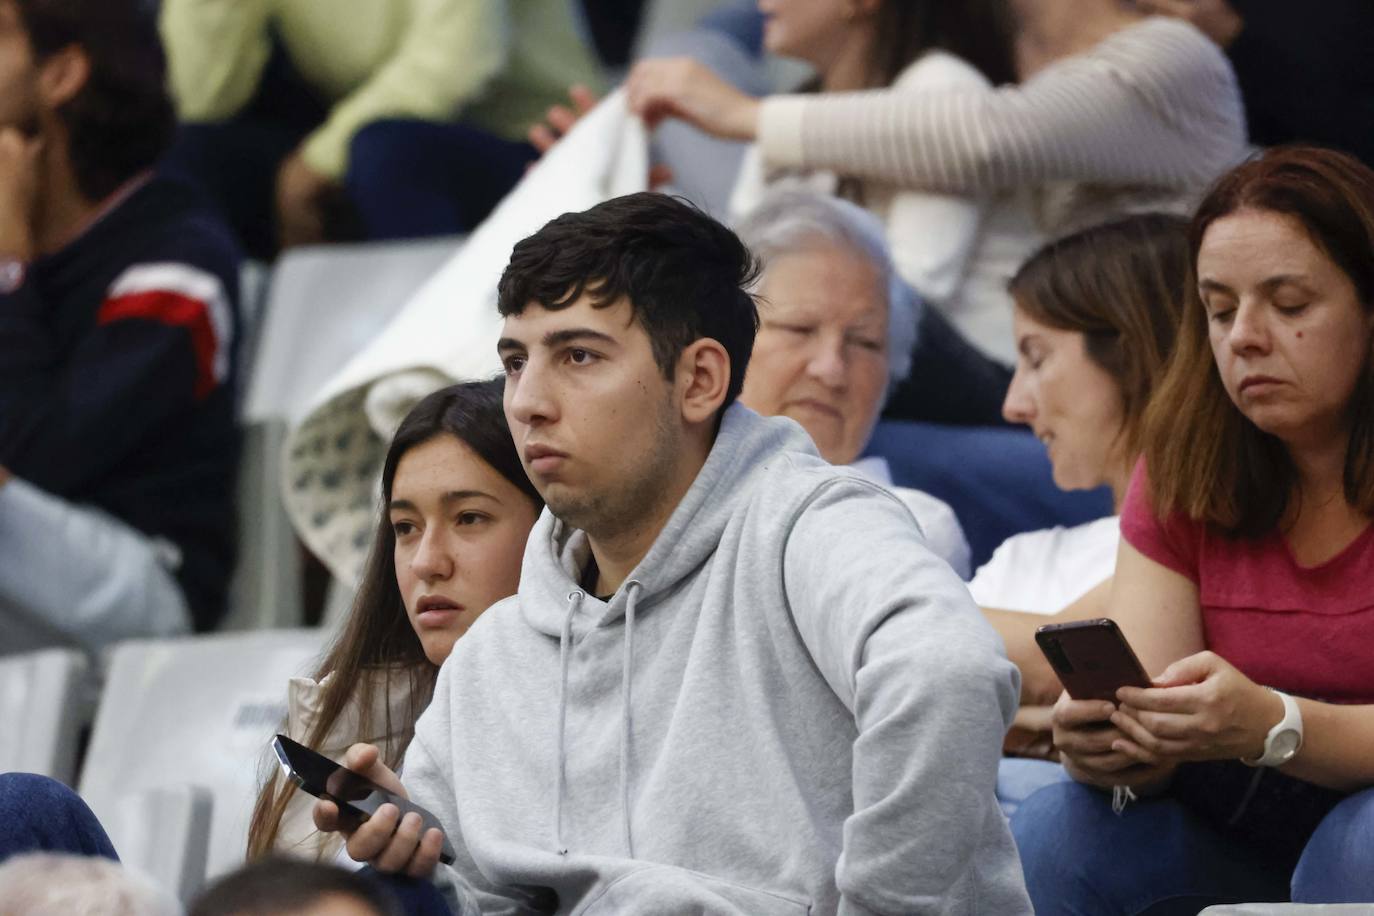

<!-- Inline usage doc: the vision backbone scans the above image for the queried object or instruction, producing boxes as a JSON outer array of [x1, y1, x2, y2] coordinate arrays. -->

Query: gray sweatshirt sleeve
[[781, 477, 1024, 915], [402, 671, 540, 914]]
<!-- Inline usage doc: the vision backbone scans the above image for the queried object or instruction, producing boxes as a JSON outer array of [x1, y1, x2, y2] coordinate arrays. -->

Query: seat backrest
[[78, 629, 328, 896], [101, 784, 213, 904], [0, 648, 90, 785], [243, 237, 459, 428]]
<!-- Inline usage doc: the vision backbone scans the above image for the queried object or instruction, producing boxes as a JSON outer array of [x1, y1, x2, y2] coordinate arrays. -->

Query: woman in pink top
[[1013, 146, 1374, 912]]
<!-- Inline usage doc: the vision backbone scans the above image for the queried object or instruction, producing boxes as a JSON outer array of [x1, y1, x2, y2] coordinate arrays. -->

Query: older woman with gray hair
[[735, 189, 970, 576]]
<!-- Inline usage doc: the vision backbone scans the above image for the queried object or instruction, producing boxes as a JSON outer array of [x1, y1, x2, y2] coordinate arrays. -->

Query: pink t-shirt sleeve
[[1119, 461, 1201, 582]]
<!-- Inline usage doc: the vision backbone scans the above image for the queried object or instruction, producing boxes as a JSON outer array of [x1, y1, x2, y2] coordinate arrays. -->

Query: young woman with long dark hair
[[246, 379, 541, 861]]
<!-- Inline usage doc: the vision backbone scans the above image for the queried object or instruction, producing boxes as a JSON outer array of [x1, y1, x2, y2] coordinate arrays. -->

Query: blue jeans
[[997, 758, 1070, 819], [0, 773, 118, 861], [161, 41, 329, 259], [1010, 779, 1374, 914], [345, 120, 537, 242], [1293, 785, 1374, 902]]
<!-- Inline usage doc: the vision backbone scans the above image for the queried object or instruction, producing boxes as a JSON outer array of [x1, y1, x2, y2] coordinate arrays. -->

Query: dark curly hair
[[15, 0, 174, 200], [497, 192, 760, 411]]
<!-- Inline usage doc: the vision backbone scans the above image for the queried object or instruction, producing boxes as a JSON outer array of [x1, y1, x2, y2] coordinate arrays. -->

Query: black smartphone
[[1035, 618, 1151, 702], [272, 734, 457, 865]]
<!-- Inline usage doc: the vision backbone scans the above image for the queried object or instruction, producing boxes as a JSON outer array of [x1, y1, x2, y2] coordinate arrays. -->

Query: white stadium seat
[[79, 628, 328, 901], [0, 648, 90, 785]]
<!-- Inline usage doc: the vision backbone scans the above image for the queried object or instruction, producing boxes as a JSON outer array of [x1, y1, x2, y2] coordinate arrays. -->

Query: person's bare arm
[[1134, 0, 1244, 48], [1113, 653, 1374, 793], [983, 577, 1114, 706], [1284, 700, 1374, 791], [1106, 539, 1206, 676], [1049, 541, 1202, 788]]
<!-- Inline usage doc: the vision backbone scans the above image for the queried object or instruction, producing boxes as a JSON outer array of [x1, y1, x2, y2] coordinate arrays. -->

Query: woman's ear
[[677, 338, 732, 425], [37, 44, 90, 111]]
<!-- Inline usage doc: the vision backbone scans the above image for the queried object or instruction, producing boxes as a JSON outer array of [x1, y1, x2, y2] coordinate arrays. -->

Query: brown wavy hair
[[1008, 213, 1191, 460], [1141, 146, 1374, 536], [246, 380, 540, 859]]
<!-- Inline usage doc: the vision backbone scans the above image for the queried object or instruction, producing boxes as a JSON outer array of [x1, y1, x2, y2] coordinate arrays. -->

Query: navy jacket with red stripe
[[0, 175, 242, 630]]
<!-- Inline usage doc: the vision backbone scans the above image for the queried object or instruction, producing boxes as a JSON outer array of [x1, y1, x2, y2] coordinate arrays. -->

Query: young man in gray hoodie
[[314, 192, 1031, 915]]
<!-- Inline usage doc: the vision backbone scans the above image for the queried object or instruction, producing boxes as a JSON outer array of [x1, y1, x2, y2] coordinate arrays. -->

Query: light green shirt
[[161, 0, 605, 178]]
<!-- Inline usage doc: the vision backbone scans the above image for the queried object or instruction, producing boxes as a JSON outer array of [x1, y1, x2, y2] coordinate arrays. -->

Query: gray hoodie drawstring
[[620, 580, 642, 859], [554, 589, 582, 856]]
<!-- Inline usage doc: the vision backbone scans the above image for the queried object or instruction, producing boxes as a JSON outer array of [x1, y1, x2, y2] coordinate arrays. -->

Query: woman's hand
[[527, 84, 601, 155], [1111, 650, 1284, 762], [275, 150, 335, 248], [0, 127, 42, 260], [1052, 692, 1176, 790], [624, 57, 761, 141]]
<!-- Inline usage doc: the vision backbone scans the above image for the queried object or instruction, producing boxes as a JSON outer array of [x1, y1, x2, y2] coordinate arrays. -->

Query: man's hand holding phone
[[310, 742, 447, 878]]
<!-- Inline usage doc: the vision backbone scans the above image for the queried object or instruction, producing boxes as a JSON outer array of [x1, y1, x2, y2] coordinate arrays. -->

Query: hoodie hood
[[520, 403, 819, 638], [517, 404, 822, 861]]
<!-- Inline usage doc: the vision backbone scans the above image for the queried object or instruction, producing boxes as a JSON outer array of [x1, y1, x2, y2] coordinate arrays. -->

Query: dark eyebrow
[[389, 490, 499, 513], [498, 328, 617, 355], [542, 328, 618, 348], [1199, 274, 1315, 297]]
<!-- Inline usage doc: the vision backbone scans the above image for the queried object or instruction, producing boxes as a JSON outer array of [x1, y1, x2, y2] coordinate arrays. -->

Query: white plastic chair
[[79, 628, 328, 900], [223, 239, 458, 633], [0, 648, 90, 785], [243, 237, 460, 429]]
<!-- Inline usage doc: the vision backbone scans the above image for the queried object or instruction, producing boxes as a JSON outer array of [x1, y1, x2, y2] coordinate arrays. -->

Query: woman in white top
[[721, 0, 1032, 367], [626, 0, 1247, 265], [246, 380, 541, 862], [734, 188, 972, 576], [980, 214, 1190, 764]]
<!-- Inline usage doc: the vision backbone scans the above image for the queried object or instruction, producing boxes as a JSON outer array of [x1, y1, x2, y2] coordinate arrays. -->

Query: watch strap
[[1241, 689, 1303, 768]]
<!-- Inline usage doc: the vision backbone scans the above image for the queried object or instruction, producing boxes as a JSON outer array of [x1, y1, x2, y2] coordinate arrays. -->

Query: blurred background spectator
[[159, 0, 605, 255], [0, 0, 240, 657], [733, 189, 972, 576], [624, 0, 1248, 423], [0, 852, 178, 916]]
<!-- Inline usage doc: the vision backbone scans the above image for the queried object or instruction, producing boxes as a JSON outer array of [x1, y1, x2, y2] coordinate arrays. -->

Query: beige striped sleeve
[[758, 18, 1247, 196]]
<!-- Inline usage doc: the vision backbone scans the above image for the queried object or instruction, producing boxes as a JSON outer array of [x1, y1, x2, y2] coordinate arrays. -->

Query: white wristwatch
[[1241, 689, 1303, 767]]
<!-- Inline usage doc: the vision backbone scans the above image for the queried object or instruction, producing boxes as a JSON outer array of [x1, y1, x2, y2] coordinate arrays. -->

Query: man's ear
[[677, 338, 731, 425], [37, 45, 89, 110]]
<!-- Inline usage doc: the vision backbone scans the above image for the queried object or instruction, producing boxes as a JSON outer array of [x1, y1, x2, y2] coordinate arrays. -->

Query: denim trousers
[[0, 773, 452, 915], [0, 773, 118, 862], [1010, 777, 1374, 915]]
